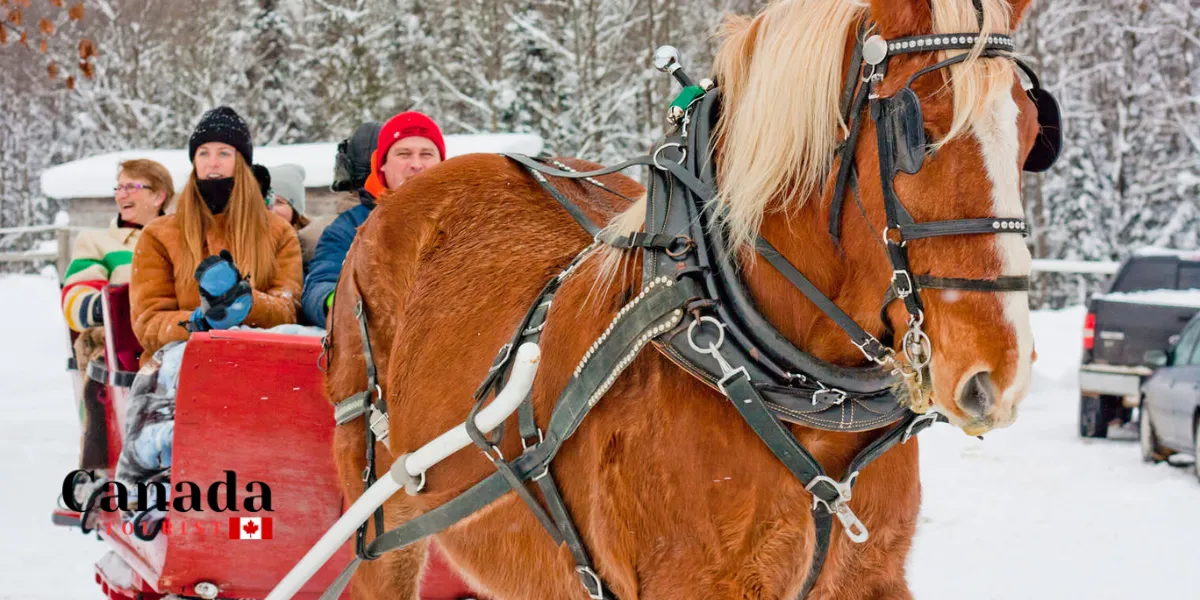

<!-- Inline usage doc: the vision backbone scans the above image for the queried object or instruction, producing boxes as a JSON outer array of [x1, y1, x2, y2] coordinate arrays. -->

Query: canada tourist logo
[[61, 469, 275, 540]]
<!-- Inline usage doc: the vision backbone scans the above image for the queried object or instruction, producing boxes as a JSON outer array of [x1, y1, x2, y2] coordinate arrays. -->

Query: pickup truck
[[1078, 250, 1200, 438]]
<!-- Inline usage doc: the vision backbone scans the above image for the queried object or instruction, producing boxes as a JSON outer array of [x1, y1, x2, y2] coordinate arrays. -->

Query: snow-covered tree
[[2, 0, 1197, 308]]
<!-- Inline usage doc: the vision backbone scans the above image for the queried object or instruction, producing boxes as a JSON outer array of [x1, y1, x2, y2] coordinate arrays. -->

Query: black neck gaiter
[[196, 177, 236, 215]]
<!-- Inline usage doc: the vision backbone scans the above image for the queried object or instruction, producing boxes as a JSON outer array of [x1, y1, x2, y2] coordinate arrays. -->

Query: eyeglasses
[[114, 183, 151, 194]]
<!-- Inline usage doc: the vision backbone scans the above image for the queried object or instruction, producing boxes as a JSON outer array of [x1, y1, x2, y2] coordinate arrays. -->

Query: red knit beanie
[[376, 111, 446, 182]]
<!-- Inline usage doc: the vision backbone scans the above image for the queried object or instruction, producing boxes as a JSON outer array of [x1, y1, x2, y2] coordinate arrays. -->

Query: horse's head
[[714, 0, 1054, 435]]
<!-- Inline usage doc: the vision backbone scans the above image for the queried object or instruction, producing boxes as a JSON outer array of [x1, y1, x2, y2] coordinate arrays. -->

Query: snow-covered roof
[[1093, 289, 1200, 309], [40, 133, 544, 200]]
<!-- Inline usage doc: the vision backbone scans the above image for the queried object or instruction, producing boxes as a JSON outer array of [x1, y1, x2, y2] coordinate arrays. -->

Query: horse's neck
[[741, 195, 882, 367]]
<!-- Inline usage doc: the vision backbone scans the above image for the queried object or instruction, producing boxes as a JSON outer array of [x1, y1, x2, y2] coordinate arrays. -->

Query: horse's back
[[346, 152, 640, 488]]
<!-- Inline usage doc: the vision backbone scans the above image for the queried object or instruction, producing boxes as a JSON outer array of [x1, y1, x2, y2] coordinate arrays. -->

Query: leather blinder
[[888, 88, 927, 175]]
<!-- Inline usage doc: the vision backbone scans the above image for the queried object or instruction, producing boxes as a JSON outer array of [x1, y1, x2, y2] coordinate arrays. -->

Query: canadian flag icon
[[229, 517, 273, 540]]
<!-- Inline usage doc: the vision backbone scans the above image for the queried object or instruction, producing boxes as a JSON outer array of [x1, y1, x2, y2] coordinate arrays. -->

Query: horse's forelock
[[931, 0, 1018, 149]]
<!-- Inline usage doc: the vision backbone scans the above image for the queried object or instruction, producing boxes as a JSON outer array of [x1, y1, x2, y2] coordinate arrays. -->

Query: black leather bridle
[[828, 26, 1061, 381]]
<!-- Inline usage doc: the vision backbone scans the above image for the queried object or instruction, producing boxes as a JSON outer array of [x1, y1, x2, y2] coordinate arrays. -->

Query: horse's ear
[[867, 0, 933, 37], [1008, 0, 1034, 29]]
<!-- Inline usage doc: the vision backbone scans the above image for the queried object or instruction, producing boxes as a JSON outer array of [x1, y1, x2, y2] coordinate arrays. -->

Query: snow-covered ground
[[0, 274, 1195, 599], [0, 273, 106, 599], [909, 306, 1199, 598]]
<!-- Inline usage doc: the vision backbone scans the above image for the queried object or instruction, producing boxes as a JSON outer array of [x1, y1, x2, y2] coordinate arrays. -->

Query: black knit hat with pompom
[[188, 106, 253, 165]]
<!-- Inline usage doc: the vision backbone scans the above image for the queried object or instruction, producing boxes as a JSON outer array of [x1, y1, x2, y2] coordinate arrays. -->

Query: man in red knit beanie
[[302, 111, 445, 328], [374, 111, 446, 189]]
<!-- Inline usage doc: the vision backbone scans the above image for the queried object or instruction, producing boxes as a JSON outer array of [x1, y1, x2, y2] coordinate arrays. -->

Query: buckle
[[717, 366, 751, 397], [482, 443, 505, 463], [902, 410, 941, 444], [488, 343, 513, 374], [853, 337, 892, 365], [805, 472, 869, 544], [521, 428, 544, 452], [891, 270, 914, 298], [812, 387, 848, 407], [368, 406, 390, 445], [575, 566, 606, 600]]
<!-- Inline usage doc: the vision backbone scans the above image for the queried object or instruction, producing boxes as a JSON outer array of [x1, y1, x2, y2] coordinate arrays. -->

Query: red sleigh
[[53, 284, 486, 600]]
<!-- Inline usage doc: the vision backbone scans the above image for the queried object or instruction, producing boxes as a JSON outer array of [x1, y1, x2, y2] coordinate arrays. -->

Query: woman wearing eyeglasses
[[60, 158, 173, 475], [61, 159, 173, 334]]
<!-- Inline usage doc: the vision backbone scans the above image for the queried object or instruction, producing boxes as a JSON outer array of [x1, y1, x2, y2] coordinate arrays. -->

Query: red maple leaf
[[243, 520, 259, 536]]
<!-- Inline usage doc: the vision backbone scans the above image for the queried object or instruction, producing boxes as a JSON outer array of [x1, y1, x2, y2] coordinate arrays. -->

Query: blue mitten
[[191, 250, 253, 330]]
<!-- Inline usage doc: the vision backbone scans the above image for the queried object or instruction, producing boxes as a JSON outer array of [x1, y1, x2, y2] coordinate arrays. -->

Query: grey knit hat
[[267, 164, 307, 217]]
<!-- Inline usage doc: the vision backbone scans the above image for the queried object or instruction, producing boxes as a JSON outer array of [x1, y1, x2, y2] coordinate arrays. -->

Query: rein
[[324, 16, 1059, 600]]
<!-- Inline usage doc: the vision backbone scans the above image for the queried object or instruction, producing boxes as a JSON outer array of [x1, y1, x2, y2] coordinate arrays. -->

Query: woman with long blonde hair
[[130, 106, 302, 363]]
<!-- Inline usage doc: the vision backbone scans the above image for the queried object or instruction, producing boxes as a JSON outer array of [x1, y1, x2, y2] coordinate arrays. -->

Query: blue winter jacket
[[301, 189, 375, 328]]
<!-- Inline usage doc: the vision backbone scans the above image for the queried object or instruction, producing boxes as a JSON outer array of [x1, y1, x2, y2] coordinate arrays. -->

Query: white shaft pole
[[265, 343, 541, 600]]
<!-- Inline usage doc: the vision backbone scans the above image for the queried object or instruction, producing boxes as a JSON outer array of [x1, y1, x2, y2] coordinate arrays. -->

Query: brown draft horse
[[324, 0, 1041, 597]]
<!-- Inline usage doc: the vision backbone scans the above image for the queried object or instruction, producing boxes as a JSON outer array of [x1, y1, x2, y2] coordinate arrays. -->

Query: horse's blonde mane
[[714, 0, 1016, 251], [595, 0, 1018, 281], [712, 0, 865, 252]]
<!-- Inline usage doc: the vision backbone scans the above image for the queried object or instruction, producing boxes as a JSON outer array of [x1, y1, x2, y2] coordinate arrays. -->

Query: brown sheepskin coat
[[130, 212, 303, 363]]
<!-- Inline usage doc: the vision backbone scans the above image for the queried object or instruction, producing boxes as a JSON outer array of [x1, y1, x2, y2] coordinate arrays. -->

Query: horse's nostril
[[957, 372, 996, 419]]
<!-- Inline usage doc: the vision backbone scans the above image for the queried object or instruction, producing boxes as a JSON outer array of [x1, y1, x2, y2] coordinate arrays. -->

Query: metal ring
[[686, 316, 725, 354], [665, 236, 694, 259], [652, 142, 687, 171], [903, 329, 932, 368]]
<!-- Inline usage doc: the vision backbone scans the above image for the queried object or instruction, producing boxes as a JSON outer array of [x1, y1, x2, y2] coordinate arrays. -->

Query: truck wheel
[[1079, 395, 1110, 439], [1139, 401, 1168, 463]]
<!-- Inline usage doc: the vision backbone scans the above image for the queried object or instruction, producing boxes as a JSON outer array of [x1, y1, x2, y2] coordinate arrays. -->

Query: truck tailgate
[[1089, 294, 1200, 365]]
